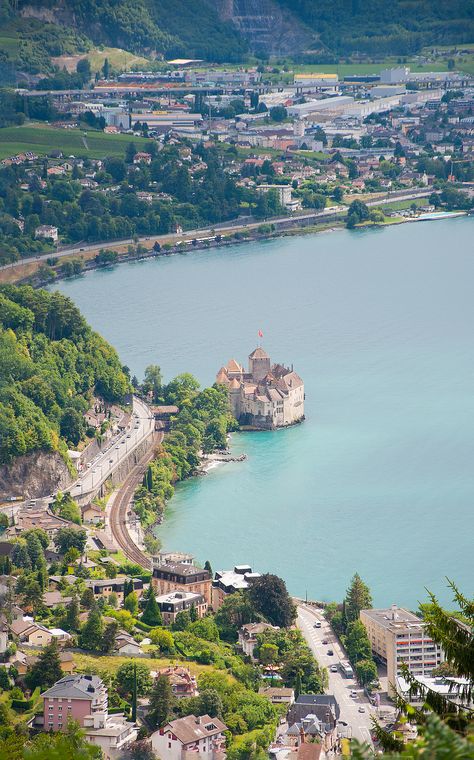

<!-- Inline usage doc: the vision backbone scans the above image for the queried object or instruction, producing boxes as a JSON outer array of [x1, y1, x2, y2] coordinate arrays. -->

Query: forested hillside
[[279, 0, 474, 57], [0, 285, 129, 465]]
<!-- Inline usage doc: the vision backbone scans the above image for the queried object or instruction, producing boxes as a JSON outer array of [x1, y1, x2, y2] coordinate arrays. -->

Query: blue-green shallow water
[[53, 217, 474, 608]]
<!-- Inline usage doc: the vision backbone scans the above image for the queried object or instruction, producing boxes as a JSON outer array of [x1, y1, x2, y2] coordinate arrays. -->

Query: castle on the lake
[[216, 346, 305, 429]]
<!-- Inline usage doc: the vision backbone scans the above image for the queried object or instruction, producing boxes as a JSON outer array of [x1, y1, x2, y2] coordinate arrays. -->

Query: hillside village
[[1, 61, 474, 276]]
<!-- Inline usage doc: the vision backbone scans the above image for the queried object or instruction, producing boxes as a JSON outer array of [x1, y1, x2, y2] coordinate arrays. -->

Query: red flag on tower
[[258, 329, 263, 338]]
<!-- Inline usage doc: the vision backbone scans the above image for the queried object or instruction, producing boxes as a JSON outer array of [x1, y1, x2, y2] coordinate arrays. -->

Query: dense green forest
[[0, 285, 129, 465], [280, 0, 474, 57]]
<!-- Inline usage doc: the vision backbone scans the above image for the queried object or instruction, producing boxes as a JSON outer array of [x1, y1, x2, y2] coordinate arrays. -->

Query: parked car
[[358, 706, 366, 713], [322, 639, 328, 645], [327, 649, 334, 656], [314, 621, 321, 628], [330, 665, 338, 672]]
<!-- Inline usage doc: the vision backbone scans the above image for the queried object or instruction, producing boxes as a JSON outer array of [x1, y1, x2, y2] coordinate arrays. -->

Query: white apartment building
[[360, 605, 444, 697]]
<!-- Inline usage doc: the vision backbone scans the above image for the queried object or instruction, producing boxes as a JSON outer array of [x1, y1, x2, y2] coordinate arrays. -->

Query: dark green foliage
[[78, 606, 104, 651], [54, 527, 87, 555], [344, 620, 372, 664], [64, 596, 80, 631], [278, 0, 474, 56], [148, 673, 174, 728], [141, 585, 163, 627], [248, 573, 296, 628], [345, 572, 372, 622], [25, 639, 63, 690], [0, 285, 129, 464], [115, 661, 153, 698]]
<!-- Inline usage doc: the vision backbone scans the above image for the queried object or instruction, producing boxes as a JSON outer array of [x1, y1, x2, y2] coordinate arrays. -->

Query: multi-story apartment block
[[152, 563, 212, 606], [41, 674, 137, 758], [155, 591, 207, 624], [360, 605, 444, 696]]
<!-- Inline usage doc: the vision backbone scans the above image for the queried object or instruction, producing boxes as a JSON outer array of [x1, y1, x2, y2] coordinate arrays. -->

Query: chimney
[[195, 716, 201, 725], [391, 604, 398, 620], [299, 725, 305, 744]]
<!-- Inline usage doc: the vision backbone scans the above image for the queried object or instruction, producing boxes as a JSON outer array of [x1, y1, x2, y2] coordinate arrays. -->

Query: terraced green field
[[0, 123, 149, 160]]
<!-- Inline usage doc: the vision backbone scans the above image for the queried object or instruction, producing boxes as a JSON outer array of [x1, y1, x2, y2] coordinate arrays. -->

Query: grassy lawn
[[74, 652, 218, 678], [0, 123, 149, 160], [87, 46, 149, 73]]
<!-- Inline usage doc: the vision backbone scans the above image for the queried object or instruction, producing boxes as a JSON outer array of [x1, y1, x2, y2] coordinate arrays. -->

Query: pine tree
[[124, 592, 139, 616], [295, 670, 302, 699], [146, 466, 153, 491], [79, 607, 104, 651], [141, 586, 163, 627], [65, 597, 80, 631], [102, 620, 119, 653], [25, 639, 63, 690], [149, 673, 173, 728], [345, 573, 372, 622], [204, 560, 213, 577], [189, 603, 198, 622], [131, 663, 137, 722]]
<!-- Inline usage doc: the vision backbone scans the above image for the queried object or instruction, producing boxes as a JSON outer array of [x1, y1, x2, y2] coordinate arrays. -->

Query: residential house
[[40, 674, 137, 759], [152, 563, 212, 606], [43, 591, 73, 609], [35, 225, 59, 242], [155, 591, 207, 625], [10, 620, 53, 647], [86, 577, 143, 602], [133, 152, 152, 165], [156, 666, 198, 699], [151, 714, 227, 760], [81, 504, 104, 524], [287, 695, 340, 733], [258, 686, 295, 706], [238, 622, 279, 658], [212, 566, 260, 610], [15, 650, 75, 676], [115, 632, 143, 656]]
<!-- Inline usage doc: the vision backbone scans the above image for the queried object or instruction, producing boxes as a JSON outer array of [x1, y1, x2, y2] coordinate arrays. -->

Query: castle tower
[[248, 347, 271, 382]]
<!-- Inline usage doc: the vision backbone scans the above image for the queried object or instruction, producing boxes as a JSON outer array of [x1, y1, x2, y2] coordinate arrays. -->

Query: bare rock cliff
[[212, 0, 314, 56], [0, 450, 73, 501]]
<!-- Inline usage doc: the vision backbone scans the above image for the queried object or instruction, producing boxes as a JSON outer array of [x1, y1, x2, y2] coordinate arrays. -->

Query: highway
[[0, 189, 434, 275], [297, 604, 375, 746], [71, 396, 155, 498]]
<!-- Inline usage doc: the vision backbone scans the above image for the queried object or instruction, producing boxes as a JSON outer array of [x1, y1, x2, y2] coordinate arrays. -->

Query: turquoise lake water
[[54, 217, 474, 608]]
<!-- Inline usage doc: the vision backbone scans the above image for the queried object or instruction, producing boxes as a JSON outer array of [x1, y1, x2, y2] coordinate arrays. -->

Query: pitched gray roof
[[41, 674, 103, 700]]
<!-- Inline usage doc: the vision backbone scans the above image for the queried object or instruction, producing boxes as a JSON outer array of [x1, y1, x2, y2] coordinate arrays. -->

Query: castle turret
[[249, 347, 271, 382]]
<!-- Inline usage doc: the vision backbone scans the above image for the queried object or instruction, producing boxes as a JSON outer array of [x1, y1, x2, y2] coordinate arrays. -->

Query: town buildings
[[40, 674, 137, 759], [155, 590, 207, 624], [238, 622, 279, 658], [216, 347, 305, 429], [152, 562, 212, 606], [156, 666, 198, 699], [360, 605, 444, 697], [212, 565, 260, 609], [151, 714, 228, 760]]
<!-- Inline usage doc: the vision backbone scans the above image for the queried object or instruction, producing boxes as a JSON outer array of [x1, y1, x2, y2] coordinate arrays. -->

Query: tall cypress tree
[[149, 673, 173, 728], [141, 586, 163, 627]]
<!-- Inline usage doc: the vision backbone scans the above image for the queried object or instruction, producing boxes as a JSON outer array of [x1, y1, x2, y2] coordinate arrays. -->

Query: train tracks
[[108, 431, 163, 569]]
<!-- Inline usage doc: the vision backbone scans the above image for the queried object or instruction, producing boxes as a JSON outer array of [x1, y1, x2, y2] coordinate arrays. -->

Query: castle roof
[[249, 347, 269, 360], [216, 368, 229, 384], [226, 358, 243, 373], [229, 378, 241, 390]]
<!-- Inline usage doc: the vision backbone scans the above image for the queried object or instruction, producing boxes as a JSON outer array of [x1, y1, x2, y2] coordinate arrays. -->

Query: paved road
[[71, 396, 155, 498], [297, 604, 375, 746], [0, 189, 433, 274]]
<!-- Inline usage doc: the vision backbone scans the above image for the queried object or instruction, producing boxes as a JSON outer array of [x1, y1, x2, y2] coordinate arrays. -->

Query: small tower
[[248, 347, 271, 382]]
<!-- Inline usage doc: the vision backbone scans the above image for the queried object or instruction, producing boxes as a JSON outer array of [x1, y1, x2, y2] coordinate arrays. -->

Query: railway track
[[109, 431, 163, 569]]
